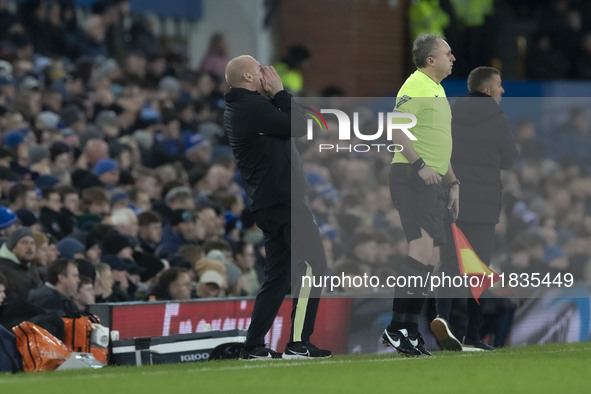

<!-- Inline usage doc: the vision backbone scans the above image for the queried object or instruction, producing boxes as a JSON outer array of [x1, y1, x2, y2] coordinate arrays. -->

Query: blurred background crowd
[[0, 0, 266, 315]]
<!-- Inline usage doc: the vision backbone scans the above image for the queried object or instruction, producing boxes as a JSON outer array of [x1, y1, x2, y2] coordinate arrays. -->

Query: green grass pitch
[[1, 343, 589, 394]]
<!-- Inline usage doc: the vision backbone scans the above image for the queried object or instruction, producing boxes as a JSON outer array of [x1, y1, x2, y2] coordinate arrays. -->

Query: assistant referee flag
[[451, 223, 500, 303]]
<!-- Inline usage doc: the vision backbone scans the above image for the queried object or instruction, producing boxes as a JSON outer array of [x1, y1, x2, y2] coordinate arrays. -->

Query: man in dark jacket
[[28, 259, 80, 317], [157, 209, 195, 258], [57, 185, 79, 238], [39, 188, 66, 240], [224, 55, 331, 359], [28, 259, 80, 316], [431, 66, 518, 351], [0, 227, 39, 303]]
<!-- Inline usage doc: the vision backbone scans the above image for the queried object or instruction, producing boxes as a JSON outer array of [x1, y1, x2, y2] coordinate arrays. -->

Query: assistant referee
[[382, 34, 458, 357]]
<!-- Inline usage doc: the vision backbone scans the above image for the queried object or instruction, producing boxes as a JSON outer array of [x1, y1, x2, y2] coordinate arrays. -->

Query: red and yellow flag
[[451, 223, 500, 303]]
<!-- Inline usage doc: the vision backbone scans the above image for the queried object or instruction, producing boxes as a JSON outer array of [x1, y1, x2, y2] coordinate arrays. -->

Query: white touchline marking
[[1, 345, 589, 384]]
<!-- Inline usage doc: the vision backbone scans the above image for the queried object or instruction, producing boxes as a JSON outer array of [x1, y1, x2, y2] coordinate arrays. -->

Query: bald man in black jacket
[[224, 55, 331, 360], [431, 66, 518, 352]]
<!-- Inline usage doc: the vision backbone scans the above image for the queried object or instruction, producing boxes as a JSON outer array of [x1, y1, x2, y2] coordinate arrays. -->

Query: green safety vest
[[273, 62, 303, 94], [409, 0, 450, 40], [450, 0, 494, 27]]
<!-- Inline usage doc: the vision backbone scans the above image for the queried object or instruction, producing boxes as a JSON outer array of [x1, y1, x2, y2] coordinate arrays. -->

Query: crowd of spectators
[[516, 0, 591, 79], [432, 0, 591, 79], [0, 0, 264, 324]]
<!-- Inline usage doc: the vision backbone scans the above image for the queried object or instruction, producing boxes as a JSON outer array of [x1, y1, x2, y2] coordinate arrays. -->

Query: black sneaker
[[382, 328, 422, 357], [430, 317, 462, 351], [408, 331, 433, 357], [462, 337, 495, 351], [240, 345, 282, 360], [283, 342, 332, 359]]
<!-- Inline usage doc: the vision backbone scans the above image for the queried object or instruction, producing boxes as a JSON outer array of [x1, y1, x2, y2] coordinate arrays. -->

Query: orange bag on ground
[[13, 321, 70, 372], [63, 316, 93, 352], [62, 315, 108, 364]]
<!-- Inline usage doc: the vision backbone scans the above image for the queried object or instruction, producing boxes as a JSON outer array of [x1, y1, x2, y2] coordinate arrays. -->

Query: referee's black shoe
[[462, 337, 495, 351], [408, 331, 433, 356], [382, 328, 422, 357], [240, 345, 282, 360], [283, 342, 332, 359]]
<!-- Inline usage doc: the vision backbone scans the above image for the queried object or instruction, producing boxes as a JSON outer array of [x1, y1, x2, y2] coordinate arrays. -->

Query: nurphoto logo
[[304, 108, 418, 153]]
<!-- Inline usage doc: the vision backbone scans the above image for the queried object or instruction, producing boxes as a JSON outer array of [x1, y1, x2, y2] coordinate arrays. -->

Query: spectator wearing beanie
[[0, 206, 18, 236], [16, 208, 41, 232], [96, 110, 120, 142], [34, 174, 61, 191], [100, 253, 132, 303], [75, 258, 97, 285], [110, 190, 131, 212], [101, 232, 143, 301], [2, 130, 25, 154], [28, 144, 51, 174], [0, 227, 39, 303], [60, 104, 86, 134], [102, 232, 135, 259], [70, 231, 102, 265], [183, 133, 212, 169], [93, 158, 120, 189], [56, 237, 86, 260], [133, 251, 166, 285], [101, 232, 137, 276]]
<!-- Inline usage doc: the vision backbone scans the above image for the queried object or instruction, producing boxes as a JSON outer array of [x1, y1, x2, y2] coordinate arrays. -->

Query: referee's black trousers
[[246, 199, 327, 348]]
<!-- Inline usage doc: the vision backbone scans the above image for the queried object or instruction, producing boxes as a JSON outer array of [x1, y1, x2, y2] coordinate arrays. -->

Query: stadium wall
[[275, 0, 410, 97], [89, 290, 591, 356]]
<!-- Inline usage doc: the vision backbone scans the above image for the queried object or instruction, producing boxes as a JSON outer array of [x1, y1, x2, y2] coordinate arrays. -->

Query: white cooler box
[[111, 330, 247, 365]]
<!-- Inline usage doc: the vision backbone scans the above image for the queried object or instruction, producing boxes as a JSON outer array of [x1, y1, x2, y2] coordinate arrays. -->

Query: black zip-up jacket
[[451, 91, 518, 224], [224, 88, 310, 212]]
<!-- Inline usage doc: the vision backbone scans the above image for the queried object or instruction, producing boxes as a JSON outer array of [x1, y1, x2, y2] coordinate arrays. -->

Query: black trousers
[[436, 220, 496, 339], [246, 200, 327, 348]]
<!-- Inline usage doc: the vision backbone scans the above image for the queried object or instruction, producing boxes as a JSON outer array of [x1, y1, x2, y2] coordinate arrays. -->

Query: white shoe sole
[[461, 345, 486, 352], [282, 353, 332, 360], [430, 318, 462, 351]]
